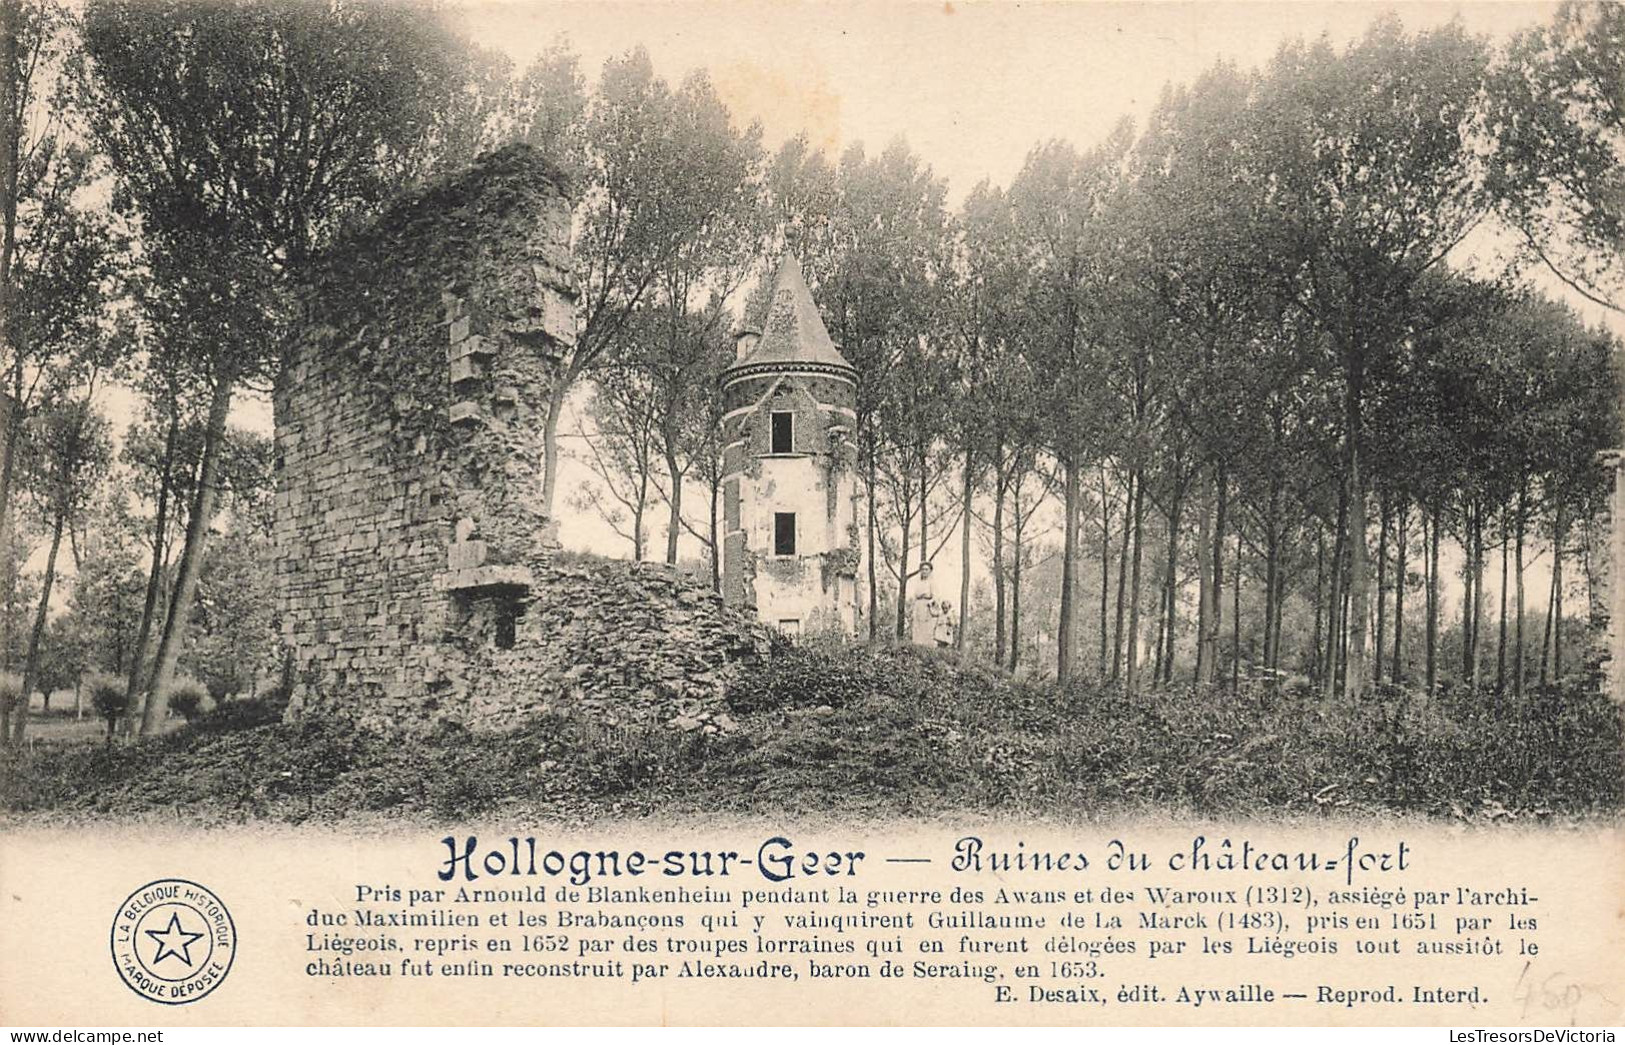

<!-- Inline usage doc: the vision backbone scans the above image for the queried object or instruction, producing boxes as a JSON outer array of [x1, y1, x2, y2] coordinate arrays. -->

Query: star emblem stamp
[[110, 879, 236, 1005]]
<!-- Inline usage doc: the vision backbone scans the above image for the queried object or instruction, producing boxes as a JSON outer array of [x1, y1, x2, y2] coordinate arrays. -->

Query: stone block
[[449, 356, 484, 385], [447, 334, 496, 363], [449, 401, 481, 426], [447, 539, 489, 570], [434, 563, 534, 593]]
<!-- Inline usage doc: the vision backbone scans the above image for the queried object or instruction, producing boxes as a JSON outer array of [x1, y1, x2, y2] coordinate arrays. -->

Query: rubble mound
[[455, 557, 775, 733]]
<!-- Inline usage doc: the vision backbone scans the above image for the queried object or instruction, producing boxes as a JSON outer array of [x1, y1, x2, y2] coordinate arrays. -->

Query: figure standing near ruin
[[910, 561, 953, 649]]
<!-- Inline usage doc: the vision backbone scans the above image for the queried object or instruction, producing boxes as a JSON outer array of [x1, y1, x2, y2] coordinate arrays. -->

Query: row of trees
[[1, 1, 1620, 747], [552, 7, 1625, 702]]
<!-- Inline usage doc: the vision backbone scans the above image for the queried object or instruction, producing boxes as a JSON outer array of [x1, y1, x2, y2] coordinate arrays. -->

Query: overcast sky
[[459, 1, 1563, 203]]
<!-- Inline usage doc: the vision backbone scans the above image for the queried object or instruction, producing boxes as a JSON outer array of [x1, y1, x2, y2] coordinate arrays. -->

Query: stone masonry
[[720, 254, 864, 638], [274, 144, 771, 731], [274, 144, 575, 728]]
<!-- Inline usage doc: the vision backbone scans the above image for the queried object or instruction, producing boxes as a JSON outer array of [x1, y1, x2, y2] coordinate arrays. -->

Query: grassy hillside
[[2, 643, 1619, 825]]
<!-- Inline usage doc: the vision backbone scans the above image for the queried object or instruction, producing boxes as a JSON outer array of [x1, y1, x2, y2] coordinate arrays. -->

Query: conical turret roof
[[728, 253, 855, 376]]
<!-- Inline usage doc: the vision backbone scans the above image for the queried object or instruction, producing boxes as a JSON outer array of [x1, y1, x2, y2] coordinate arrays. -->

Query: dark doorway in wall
[[495, 605, 519, 649]]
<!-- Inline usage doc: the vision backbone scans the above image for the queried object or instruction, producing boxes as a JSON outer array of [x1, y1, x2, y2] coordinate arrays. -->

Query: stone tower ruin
[[720, 254, 864, 637], [274, 144, 770, 732], [274, 145, 576, 726]]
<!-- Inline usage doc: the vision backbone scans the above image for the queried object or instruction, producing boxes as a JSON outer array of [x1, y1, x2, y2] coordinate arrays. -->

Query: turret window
[[774, 512, 797, 556], [771, 411, 794, 453]]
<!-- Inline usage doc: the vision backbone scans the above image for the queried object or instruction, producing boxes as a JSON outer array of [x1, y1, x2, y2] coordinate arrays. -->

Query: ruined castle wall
[[455, 558, 771, 731], [274, 145, 575, 728]]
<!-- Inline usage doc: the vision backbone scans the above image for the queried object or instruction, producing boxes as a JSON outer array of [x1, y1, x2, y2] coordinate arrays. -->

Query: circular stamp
[[110, 879, 236, 1005]]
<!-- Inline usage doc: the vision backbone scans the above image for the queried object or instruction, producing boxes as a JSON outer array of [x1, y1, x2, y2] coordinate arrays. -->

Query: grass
[[1, 643, 1619, 826]]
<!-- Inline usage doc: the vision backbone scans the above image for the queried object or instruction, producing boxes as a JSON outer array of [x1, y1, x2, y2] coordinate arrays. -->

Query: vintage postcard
[[1, 0, 1622, 1031]]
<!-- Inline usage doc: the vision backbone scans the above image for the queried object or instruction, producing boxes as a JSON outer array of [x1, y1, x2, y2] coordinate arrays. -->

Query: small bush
[[0, 673, 20, 714], [86, 673, 129, 740], [727, 644, 906, 713], [168, 678, 210, 722]]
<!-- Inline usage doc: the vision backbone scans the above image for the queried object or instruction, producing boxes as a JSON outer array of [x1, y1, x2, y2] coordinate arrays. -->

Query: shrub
[[726, 644, 903, 713], [86, 673, 129, 742], [168, 677, 210, 722], [193, 694, 286, 732], [0, 673, 20, 716]]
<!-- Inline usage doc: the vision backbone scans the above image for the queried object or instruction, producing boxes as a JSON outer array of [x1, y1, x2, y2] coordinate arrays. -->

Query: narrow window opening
[[495, 610, 517, 649], [771, 411, 794, 454], [774, 512, 797, 556]]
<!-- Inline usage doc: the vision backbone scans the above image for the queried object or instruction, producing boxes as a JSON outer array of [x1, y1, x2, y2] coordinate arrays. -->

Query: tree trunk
[[1262, 484, 1280, 674], [1393, 498, 1407, 686], [707, 474, 721, 591], [119, 406, 178, 730], [1540, 550, 1557, 687], [992, 470, 1007, 666], [1152, 564, 1168, 684], [866, 454, 879, 641], [1470, 508, 1485, 692], [1553, 508, 1565, 683], [1195, 481, 1211, 683], [1514, 487, 1527, 701], [957, 448, 973, 651], [663, 446, 682, 565], [1323, 491, 1348, 701], [1582, 517, 1598, 626], [1267, 549, 1280, 669], [0, 2, 20, 677], [1426, 506, 1440, 698], [894, 483, 912, 642], [1231, 530, 1242, 691], [1375, 496, 1390, 685], [1010, 509, 1025, 673], [1338, 582, 1351, 698], [1207, 465, 1228, 683], [139, 377, 233, 735], [1057, 455, 1079, 681], [1497, 513, 1509, 695], [632, 478, 647, 560], [1469, 507, 1482, 685], [1162, 497, 1182, 685], [0, 361, 20, 674], [11, 507, 64, 745], [1343, 377, 1373, 701], [1098, 465, 1112, 674], [1111, 471, 1133, 681], [1312, 528, 1325, 685], [919, 450, 929, 576], [1124, 471, 1146, 693]]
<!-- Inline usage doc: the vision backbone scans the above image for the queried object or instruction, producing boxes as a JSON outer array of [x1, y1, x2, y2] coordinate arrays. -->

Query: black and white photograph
[[0, 0, 1621, 1031]]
